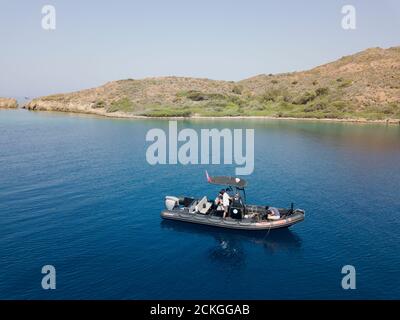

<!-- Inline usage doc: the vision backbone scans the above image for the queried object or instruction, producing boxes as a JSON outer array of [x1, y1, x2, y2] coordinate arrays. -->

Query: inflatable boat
[[161, 173, 305, 231]]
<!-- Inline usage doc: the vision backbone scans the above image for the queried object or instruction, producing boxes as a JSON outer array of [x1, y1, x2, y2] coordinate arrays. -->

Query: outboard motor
[[165, 196, 179, 210]]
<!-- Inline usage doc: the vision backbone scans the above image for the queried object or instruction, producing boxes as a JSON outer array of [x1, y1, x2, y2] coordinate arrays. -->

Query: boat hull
[[160, 210, 305, 231]]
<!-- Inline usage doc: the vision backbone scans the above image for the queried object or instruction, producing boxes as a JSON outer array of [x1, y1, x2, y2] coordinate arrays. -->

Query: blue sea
[[0, 109, 399, 299]]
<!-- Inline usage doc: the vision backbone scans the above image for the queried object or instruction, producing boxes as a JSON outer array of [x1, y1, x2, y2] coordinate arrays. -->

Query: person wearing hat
[[214, 189, 224, 211]]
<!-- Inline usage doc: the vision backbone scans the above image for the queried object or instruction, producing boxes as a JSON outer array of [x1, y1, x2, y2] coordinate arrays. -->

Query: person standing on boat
[[214, 190, 224, 211], [233, 192, 243, 207], [222, 190, 231, 219]]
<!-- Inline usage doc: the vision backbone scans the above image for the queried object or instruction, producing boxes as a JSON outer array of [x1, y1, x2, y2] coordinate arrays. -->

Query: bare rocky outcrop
[[0, 98, 18, 109]]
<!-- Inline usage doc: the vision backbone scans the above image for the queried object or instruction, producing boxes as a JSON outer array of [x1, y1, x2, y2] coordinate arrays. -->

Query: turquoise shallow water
[[0, 109, 399, 299]]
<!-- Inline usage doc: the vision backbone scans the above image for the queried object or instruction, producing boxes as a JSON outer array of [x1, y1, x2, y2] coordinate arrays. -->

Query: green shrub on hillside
[[93, 100, 106, 109], [142, 107, 192, 117], [186, 90, 208, 101], [304, 102, 326, 112], [232, 85, 243, 95], [178, 90, 227, 102], [260, 90, 278, 102], [331, 101, 348, 111], [246, 100, 265, 110], [315, 87, 329, 96], [381, 103, 399, 115], [107, 98, 135, 113], [260, 88, 292, 103], [293, 91, 316, 105]]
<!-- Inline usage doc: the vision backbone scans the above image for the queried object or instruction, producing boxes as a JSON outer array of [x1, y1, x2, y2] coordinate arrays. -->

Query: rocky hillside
[[25, 46, 400, 120], [0, 98, 18, 109]]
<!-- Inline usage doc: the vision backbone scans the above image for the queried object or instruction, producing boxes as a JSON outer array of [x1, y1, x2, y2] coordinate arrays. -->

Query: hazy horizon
[[1, 0, 399, 98]]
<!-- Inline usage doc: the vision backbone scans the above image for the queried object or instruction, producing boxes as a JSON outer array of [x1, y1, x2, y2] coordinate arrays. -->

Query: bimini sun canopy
[[206, 171, 247, 188]]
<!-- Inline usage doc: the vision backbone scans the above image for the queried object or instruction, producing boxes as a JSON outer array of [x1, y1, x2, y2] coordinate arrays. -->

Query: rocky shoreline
[[22, 107, 400, 125]]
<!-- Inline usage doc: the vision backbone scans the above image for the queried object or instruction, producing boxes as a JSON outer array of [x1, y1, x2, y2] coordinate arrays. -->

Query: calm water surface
[[0, 110, 399, 299]]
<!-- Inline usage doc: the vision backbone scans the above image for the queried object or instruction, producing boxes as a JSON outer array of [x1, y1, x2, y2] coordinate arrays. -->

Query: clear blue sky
[[1, 0, 399, 97]]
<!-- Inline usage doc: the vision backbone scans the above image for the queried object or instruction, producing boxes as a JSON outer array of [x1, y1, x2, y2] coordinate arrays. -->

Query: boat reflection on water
[[161, 220, 303, 267]]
